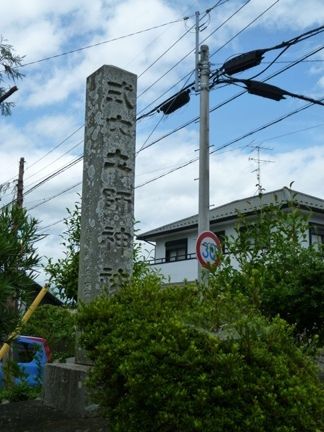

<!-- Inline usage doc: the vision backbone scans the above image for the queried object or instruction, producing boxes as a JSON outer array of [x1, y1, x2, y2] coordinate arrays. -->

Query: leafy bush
[[0, 359, 41, 402], [23, 304, 75, 361], [78, 278, 324, 432], [213, 198, 324, 344], [0, 381, 41, 402]]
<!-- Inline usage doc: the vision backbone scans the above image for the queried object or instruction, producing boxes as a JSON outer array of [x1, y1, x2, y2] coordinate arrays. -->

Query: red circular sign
[[196, 231, 222, 270]]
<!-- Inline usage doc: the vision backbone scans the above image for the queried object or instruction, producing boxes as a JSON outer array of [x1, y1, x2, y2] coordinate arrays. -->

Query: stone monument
[[43, 64, 137, 414], [76, 64, 137, 363]]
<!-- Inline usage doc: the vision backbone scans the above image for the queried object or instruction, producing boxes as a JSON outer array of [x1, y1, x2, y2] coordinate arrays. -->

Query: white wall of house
[[151, 258, 198, 283]]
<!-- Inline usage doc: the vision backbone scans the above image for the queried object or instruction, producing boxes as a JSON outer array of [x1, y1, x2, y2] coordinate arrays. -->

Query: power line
[[14, 3, 230, 186], [24, 155, 83, 197], [8, 3, 225, 186], [26, 125, 84, 171], [25, 139, 84, 182], [208, 44, 324, 113], [210, 99, 324, 155], [10, 26, 323, 203], [9, 0, 282, 187], [25, 102, 324, 213], [258, 122, 324, 144], [137, 14, 323, 123], [38, 218, 65, 232], [214, 59, 324, 65], [135, 157, 199, 189], [27, 182, 81, 211], [135, 99, 323, 189], [136, 71, 195, 155], [136, 0, 257, 118], [23, 94, 324, 212], [210, 0, 280, 60], [137, 0, 252, 99], [137, 2, 229, 81], [230, 26, 324, 81], [136, 0, 270, 117], [27, 39, 322, 187], [20, 42, 324, 201], [138, 20, 196, 78], [17, 18, 191, 69]]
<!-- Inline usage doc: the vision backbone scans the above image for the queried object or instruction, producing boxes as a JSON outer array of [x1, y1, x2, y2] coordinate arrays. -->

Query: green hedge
[[78, 279, 324, 432]]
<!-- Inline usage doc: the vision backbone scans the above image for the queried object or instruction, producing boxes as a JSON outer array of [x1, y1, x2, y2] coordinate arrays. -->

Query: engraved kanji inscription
[[106, 79, 135, 109]]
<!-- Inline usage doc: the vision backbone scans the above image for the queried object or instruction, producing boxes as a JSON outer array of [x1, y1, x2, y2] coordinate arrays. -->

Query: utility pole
[[16, 157, 24, 208], [198, 45, 210, 283], [194, 11, 200, 92]]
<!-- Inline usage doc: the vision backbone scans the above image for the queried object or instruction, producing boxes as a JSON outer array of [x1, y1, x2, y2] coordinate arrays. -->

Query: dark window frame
[[309, 223, 324, 246], [165, 238, 188, 262]]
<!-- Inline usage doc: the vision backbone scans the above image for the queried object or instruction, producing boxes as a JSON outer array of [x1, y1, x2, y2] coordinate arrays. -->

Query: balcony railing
[[147, 252, 197, 265]]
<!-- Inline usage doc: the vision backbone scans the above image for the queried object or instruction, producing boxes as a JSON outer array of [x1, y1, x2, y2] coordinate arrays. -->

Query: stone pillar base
[[42, 360, 98, 417]]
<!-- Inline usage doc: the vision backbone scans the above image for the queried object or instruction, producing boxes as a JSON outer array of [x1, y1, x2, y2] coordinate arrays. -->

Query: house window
[[165, 239, 187, 262], [309, 224, 324, 248]]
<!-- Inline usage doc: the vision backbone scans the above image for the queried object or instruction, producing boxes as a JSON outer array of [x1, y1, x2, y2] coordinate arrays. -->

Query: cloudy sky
[[0, 0, 323, 282]]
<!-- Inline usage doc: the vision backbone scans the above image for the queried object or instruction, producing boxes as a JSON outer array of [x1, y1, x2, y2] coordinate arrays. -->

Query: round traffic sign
[[196, 231, 222, 270]]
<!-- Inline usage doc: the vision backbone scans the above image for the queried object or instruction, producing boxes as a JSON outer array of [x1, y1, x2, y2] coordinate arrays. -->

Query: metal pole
[[194, 11, 200, 92], [198, 45, 210, 283]]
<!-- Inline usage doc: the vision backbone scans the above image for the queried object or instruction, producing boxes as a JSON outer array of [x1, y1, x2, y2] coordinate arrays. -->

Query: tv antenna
[[248, 145, 274, 194]]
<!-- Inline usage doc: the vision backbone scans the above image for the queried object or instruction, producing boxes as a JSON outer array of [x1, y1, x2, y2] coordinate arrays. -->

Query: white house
[[137, 187, 324, 283]]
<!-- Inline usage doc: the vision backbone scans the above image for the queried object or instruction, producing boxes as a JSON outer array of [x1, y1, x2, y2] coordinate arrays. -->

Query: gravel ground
[[0, 400, 108, 432]]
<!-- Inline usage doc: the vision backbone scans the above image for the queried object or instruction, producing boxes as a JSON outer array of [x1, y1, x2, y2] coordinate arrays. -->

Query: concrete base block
[[42, 361, 98, 417]]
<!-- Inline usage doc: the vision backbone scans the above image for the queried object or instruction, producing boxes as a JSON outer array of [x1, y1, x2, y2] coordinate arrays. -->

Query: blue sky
[[0, 0, 323, 280]]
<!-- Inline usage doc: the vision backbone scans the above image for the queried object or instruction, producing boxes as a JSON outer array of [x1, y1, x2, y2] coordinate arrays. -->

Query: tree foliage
[[0, 205, 40, 340], [0, 36, 24, 115], [45, 200, 153, 305], [45, 201, 81, 306], [23, 304, 76, 361], [212, 197, 324, 344], [78, 280, 324, 432]]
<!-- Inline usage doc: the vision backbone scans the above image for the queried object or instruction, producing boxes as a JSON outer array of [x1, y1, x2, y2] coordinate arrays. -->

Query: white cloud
[[216, 0, 324, 34], [135, 143, 324, 235], [25, 114, 80, 141]]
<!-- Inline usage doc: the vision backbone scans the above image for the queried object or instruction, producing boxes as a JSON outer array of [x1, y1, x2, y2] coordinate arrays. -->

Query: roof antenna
[[248, 145, 274, 194]]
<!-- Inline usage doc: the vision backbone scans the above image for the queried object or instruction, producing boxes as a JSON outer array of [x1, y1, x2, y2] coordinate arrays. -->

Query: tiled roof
[[137, 187, 324, 241]]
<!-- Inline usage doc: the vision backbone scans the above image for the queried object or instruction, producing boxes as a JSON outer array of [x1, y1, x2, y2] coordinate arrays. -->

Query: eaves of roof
[[137, 187, 324, 241]]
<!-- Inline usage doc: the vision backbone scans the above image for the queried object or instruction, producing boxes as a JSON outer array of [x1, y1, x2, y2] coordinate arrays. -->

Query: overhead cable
[[25, 139, 84, 182], [17, 18, 191, 69], [138, 9, 322, 121], [27, 182, 81, 211], [137, 0, 253, 116], [138, 43, 324, 154], [21, 43, 323, 200], [210, 98, 324, 155], [135, 99, 323, 189], [15, 0, 273, 184], [15, 26, 324, 200], [24, 155, 83, 197], [27, 125, 84, 171]]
